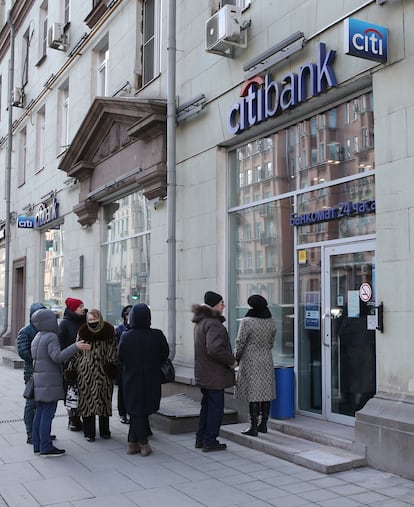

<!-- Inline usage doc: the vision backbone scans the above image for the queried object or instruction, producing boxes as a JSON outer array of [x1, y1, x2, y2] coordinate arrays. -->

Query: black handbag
[[161, 358, 175, 384], [23, 375, 34, 399]]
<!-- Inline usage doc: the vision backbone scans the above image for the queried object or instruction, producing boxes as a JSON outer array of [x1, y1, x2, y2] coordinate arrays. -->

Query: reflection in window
[[101, 190, 150, 325], [228, 92, 374, 208], [41, 227, 64, 314], [228, 199, 294, 365]]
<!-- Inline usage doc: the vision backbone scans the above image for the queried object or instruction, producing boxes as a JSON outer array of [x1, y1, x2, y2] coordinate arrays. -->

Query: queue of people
[[19, 290, 277, 457]]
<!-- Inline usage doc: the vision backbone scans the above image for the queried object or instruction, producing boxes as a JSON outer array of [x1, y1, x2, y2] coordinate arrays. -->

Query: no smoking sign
[[359, 282, 372, 302]]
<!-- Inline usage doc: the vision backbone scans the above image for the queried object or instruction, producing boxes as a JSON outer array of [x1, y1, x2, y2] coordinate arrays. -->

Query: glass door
[[323, 241, 376, 424]]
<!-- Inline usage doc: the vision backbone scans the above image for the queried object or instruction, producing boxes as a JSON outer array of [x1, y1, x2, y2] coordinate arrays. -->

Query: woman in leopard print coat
[[65, 309, 117, 441]]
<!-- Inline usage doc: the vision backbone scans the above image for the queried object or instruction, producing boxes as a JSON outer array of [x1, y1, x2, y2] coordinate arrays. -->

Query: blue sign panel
[[17, 216, 35, 228], [344, 18, 388, 63]]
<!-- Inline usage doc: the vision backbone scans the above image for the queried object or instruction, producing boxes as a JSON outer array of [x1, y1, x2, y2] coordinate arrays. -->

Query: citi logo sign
[[344, 18, 388, 63]]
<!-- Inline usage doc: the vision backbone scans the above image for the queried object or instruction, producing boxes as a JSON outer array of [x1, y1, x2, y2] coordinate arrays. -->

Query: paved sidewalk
[[1, 356, 414, 506]]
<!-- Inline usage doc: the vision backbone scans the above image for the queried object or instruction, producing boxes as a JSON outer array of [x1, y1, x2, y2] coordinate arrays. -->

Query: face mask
[[89, 322, 99, 329]]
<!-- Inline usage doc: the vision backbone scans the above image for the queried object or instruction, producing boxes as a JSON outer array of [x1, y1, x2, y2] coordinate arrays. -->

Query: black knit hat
[[247, 294, 268, 310], [204, 291, 223, 307]]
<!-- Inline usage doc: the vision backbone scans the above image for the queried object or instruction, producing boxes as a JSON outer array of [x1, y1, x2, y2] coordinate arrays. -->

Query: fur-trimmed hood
[[78, 321, 115, 342], [191, 303, 226, 324]]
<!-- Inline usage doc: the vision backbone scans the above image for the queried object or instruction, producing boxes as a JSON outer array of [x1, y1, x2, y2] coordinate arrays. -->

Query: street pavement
[[1, 353, 414, 506]]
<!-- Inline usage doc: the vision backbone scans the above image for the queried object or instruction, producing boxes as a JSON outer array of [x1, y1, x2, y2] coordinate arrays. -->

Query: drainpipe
[[166, 0, 176, 359], [0, 11, 14, 339]]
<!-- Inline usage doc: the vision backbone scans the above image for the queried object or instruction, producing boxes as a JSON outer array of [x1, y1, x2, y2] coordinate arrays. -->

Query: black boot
[[258, 401, 270, 433], [241, 402, 259, 436]]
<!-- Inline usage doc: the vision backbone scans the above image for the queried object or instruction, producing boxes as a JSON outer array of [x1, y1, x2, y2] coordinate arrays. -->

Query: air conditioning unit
[[48, 22, 69, 50], [205, 5, 247, 55], [11, 87, 25, 108]]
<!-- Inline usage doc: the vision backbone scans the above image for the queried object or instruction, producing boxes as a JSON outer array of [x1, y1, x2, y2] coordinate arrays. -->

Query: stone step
[[151, 393, 238, 434], [220, 423, 366, 474], [1, 347, 24, 369]]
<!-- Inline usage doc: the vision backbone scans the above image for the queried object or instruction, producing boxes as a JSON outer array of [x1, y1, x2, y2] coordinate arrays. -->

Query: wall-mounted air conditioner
[[205, 5, 247, 56], [219, 0, 250, 10], [12, 87, 25, 108], [48, 22, 69, 51]]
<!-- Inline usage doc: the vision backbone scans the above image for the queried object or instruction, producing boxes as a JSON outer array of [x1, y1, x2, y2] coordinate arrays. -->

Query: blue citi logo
[[344, 18, 388, 63]]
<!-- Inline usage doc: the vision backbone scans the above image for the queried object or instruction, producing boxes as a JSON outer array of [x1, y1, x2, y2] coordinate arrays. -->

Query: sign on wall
[[344, 18, 388, 63]]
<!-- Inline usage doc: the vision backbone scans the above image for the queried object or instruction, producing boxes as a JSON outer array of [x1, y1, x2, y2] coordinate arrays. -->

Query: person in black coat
[[58, 297, 87, 431], [118, 303, 169, 457]]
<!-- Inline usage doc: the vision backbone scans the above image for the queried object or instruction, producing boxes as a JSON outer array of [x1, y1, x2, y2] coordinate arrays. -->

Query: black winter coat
[[58, 308, 86, 349], [118, 304, 169, 416]]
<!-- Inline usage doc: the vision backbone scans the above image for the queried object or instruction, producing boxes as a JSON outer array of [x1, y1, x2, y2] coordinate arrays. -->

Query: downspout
[[166, 0, 176, 359], [0, 11, 14, 338]]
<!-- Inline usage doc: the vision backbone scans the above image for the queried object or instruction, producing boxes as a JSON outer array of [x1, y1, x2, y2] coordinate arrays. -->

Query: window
[[22, 29, 30, 87], [41, 227, 64, 313], [97, 46, 109, 96], [142, 0, 160, 86], [58, 83, 69, 154], [36, 107, 46, 172], [0, 1, 6, 29], [101, 191, 151, 325], [18, 127, 27, 187], [63, 0, 70, 24], [39, 1, 48, 59]]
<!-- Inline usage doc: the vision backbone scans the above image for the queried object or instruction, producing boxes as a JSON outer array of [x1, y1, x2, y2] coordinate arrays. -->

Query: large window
[[95, 35, 109, 96], [228, 198, 294, 365], [142, 0, 160, 86], [101, 191, 151, 325], [58, 82, 69, 154], [36, 106, 46, 173], [18, 127, 27, 187], [41, 227, 64, 314], [228, 91, 375, 367]]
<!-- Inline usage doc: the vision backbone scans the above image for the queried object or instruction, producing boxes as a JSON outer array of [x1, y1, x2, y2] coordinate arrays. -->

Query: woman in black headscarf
[[234, 295, 276, 436], [118, 303, 169, 456]]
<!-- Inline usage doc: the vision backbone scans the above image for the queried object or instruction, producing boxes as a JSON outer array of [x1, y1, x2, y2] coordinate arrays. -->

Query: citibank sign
[[227, 42, 337, 135]]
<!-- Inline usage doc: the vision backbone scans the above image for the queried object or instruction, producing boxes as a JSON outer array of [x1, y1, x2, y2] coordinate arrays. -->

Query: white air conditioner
[[11, 87, 25, 108], [48, 22, 69, 50], [205, 5, 246, 54]]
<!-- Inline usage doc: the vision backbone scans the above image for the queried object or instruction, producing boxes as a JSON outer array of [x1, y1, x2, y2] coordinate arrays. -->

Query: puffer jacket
[[17, 302, 46, 382], [192, 304, 235, 390], [31, 309, 79, 402]]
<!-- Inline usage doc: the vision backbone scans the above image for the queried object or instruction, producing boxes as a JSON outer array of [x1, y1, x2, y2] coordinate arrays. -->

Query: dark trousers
[[82, 415, 110, 439], [196, 388, 224, 445], [128, 415, 150, 445], [32, 401, 57, 453], [117, 384, 127, 417], [24, 397, 36, 435]]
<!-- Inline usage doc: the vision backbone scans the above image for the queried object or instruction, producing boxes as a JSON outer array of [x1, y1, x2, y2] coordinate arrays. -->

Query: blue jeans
[[32, 401, 57, 453], [196, 388, 224, 445], [24, 397, 36, 435]]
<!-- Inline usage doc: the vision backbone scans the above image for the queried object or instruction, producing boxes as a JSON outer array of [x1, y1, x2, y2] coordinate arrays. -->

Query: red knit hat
[[65, 297, 83, 312]]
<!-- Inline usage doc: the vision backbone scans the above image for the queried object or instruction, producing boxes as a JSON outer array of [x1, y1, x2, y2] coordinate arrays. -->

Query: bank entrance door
[[298, 241, 376, 425], [323, 241, 376, 424]]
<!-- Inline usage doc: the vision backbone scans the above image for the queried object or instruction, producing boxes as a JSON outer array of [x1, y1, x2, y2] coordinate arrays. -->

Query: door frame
[[322, 239, 376, 425]]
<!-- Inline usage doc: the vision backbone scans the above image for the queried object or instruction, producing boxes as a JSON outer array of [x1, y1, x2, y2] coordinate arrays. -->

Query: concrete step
[[1, 347, 24, 369], [152, 393, 238, 434], [220, 422, 366, 474]]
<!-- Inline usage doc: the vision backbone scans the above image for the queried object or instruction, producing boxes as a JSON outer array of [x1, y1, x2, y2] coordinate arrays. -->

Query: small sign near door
[[359, 282, 372, 302]]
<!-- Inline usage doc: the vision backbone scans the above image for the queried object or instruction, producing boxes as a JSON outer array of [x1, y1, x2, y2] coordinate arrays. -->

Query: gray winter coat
[[234, 317, 276, 402], [192, 304, 235, 390], [31, 309, 79, 402]]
